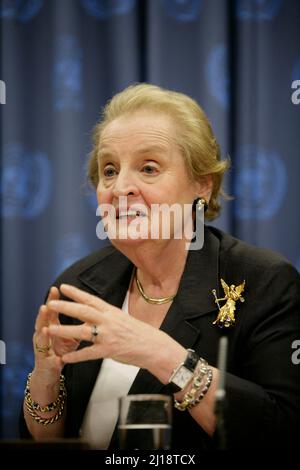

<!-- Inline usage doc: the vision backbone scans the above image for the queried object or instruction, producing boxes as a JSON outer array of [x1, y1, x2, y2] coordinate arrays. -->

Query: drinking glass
[[118, 394, 172, 450]]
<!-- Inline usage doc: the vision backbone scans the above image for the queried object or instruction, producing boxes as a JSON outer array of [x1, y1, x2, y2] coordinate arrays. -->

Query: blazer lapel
[[78, 246, 134, 306]]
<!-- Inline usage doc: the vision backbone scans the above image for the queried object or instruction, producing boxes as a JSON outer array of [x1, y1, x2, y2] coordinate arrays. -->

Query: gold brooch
[[212, 279, 245, 328]]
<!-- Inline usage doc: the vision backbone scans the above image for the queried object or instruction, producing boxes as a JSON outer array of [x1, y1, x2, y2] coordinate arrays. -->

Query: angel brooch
[[212, 279, 245, 328]]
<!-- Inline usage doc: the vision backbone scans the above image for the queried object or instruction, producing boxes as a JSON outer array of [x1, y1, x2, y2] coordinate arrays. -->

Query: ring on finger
[[35, 339, 52, 354], [90, 324, 100, 343]]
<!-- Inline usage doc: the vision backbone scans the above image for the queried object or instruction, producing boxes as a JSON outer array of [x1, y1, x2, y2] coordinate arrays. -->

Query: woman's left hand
[[44, 284, 184, 381]]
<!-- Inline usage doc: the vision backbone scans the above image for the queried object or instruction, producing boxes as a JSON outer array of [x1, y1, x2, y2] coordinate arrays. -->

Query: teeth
[[119, 211, 136, 218], [118, 210, 144, 219]]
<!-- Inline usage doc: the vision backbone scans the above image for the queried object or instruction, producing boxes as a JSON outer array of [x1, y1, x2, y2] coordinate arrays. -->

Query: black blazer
[[20, 227, 300, 449]]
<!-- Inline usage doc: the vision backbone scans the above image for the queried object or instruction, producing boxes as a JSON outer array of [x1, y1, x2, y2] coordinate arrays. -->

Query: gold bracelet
[[24, 373, 66, 413], [25, 394, 66, 425], [24, 372, 67, 425]]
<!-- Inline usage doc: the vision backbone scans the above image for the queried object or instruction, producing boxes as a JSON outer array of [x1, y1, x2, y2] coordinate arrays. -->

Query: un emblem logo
[[53, 35, 82, 111], [1, 143, 52, 219], [55, 233, 90, 277], [80, 0, 136, 19], [161, 0, 203, 22], [236, 0, 283, 21], [0, 0, 44, 22], [206, 44, 229, 109], [1, 341, 33, 419], [234, 145, 287, 220]]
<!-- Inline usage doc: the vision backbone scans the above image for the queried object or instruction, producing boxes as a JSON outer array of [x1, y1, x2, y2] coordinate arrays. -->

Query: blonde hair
[[88, 83, 230, 220]]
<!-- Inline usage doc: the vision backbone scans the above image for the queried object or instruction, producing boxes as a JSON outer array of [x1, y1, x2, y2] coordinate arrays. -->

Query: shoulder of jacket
[[53, 243, 120, 285], [208, 226, 298, 276]]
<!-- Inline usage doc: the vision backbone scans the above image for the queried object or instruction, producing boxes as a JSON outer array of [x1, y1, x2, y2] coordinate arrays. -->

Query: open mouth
[[116, 210, 147, 220]]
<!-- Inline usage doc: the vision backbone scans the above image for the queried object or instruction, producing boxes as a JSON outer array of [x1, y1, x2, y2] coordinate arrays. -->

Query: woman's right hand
[[24, 286, 73, 436], [32, 286, 79, 383]]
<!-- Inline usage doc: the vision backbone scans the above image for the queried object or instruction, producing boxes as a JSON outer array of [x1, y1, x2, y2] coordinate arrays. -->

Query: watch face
[[172, 366, 193, 389]]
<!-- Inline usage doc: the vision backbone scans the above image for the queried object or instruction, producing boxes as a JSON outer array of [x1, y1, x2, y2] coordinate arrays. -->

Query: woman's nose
[[112, 170, 140, 197]]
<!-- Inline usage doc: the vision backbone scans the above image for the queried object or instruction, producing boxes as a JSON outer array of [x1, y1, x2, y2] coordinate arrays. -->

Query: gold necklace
[[135, 268, 176, 305]]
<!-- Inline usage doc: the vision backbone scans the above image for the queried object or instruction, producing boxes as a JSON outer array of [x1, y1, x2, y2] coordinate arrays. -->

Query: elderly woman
[[21, 84, 300, 449]]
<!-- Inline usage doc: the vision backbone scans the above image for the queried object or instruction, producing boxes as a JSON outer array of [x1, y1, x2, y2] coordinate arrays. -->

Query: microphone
[[214, 336, 228, 449]]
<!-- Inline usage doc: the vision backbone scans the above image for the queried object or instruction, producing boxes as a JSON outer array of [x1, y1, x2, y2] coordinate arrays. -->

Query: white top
[[80, 289, 140, 449]]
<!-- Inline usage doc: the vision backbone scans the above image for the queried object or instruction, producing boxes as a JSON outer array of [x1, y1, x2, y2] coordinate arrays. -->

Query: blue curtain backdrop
[[0, 0, 299, 438]]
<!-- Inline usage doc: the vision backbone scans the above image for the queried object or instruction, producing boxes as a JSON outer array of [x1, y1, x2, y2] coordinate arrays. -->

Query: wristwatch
[[168, 349, 199, 393]]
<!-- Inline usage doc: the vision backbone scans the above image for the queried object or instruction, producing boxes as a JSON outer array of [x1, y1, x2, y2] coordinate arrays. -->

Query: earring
[[192, 197, 208, 213], [192, 197, 208, 233]]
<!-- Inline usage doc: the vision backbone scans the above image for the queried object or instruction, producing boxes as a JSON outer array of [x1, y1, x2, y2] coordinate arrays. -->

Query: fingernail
[[48, 300, 60, 308], [60, 283, 72, 290], [48, 324, 59, 331]]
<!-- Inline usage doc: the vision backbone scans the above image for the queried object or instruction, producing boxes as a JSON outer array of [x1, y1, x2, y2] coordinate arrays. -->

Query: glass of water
[[118, 394, 172, 450]]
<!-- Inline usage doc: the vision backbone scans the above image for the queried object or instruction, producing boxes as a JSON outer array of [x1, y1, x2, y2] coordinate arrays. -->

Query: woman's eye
[[103, 166, 116, 177], [142, 165, 157, 174]]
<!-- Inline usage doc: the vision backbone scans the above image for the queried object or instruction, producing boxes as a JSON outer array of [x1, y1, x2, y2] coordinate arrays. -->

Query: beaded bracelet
[[174, 360, 213, 411], [24, 372, 67, 425], [186, 368, 213, 409]]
